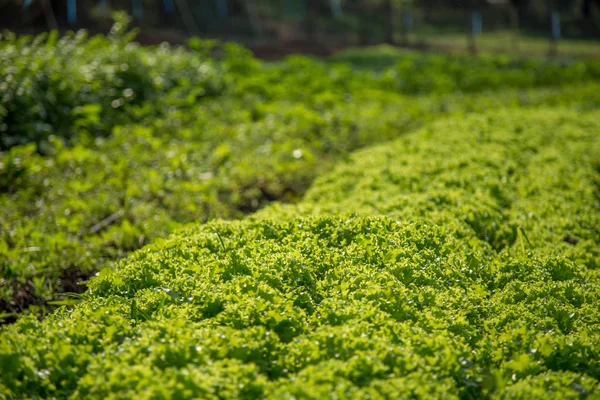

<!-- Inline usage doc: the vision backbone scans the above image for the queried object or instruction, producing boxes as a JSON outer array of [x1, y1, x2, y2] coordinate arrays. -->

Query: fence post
[[215, 0, 229, 22], [99, 0, 109, 18], [549, 11, 560, 57], [164, 0, 175, 14], [401, 9, 413, 45], [67, 0, 77, 25], [330, 0, 342, 19], [468, 10, 481, 55], [133, 0, 143, 20]]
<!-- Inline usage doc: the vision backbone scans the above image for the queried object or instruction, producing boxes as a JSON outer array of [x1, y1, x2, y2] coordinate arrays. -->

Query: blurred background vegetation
[[1, 0, 600, 58]]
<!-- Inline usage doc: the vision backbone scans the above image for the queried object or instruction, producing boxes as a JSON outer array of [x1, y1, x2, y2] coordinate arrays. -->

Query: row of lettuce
[[1, 108, 599, 398]]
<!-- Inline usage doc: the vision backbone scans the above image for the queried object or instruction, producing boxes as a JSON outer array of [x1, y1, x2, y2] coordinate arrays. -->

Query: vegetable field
[[1, 18, 600, 399]]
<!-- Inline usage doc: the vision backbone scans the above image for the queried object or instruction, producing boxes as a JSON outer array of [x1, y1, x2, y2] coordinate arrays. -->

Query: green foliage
[[0, 25, 231, 150], [385, 53, 600, 94], [2, 105, 600, 397], [1, 26, 600, 398], [268, 109, 600, 267], [4, 25, 600, 318], [333, 46, 600, 94]]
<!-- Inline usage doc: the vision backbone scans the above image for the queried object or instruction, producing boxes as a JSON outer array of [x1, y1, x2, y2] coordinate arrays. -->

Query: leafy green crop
[[1, 22, 600, 398], [4, 21, 600, 319], [1, 108, 599, 398], [263, 109, 600, 267], [385, 53, 600, 95]]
